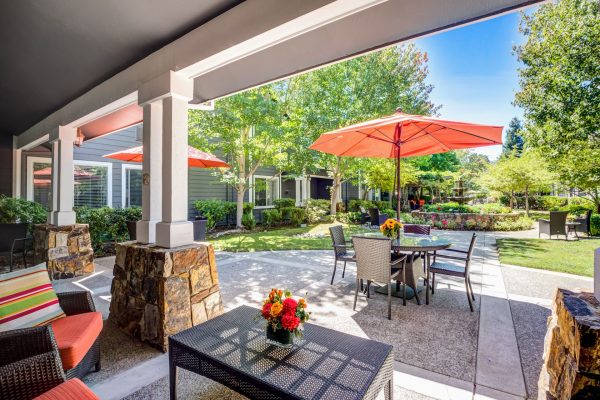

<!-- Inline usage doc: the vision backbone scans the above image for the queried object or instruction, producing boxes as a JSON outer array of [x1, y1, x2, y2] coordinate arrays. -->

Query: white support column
[[139, 71, 194, 248], [48, 126, 76, 225], [136, 102, 163, 244], [12, 136, 22, 198]]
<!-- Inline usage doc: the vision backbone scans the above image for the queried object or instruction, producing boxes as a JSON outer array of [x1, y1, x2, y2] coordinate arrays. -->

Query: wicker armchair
[[0, 291, 101, 400], [353, 236, 407, 319], [538, 211, 568, 239], [368, 208, 388, 228], [329, 225, 355, 284]]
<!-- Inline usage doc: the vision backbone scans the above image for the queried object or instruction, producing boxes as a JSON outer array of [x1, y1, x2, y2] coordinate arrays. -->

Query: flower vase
[[266, 325, 294, 348]]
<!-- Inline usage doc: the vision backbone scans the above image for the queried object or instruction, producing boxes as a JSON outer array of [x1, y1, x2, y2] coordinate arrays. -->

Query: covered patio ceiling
[[9, 0, 545, 148], [0, 0, 242, 138]]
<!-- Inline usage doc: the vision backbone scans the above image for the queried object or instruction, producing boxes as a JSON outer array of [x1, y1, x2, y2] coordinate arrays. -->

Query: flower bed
[[410, 211, 526, 231]]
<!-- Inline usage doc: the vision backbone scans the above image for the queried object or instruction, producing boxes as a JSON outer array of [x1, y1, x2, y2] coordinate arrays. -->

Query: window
[[122, 165, 142, 208], [26, 159, 112, 208], [27, 157, 52, 208], [253, 175, 280, 208], [73, 161, 112, 208]]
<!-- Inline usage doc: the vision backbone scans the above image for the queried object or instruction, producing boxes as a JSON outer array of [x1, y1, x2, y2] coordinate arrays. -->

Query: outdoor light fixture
[[74, 128, 85, 147]]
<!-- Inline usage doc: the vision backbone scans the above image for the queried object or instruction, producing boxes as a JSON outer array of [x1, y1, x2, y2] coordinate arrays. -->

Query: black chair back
[[369, 208, 380, 227], [126, 221, 137, 241], [549, 211, 568, 236], [0, 223, 29, 252], [403, 224, 431, 235]]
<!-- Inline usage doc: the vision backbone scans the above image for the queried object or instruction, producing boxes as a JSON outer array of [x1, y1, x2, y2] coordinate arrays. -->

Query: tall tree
[[478, 151, 553, 215], [189, 87, 285, 228], [514, 0, 600, 210], [502, 117, 524, 156], [285, 44, 438, 214]]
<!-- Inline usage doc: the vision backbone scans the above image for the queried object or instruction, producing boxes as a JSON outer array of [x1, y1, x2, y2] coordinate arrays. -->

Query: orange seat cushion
[[50, 312, 102, 370], [34, 378, 99, 400]]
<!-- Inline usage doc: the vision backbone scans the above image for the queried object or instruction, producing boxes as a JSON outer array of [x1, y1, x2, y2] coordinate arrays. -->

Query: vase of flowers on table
[[260, 288, 310, 348], [380, 218, 403, 238]]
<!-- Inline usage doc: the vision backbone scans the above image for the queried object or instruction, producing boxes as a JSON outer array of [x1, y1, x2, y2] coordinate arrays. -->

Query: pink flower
[[442, 219, 448, 226], [282, 298, 298, 314], [281, 312, 300, 331]]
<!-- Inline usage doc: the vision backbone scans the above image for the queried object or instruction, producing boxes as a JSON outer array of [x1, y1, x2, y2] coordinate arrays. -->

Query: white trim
[[252, 174, 281, 209], [26, 156, 52, 201], [121, 163, 143, 208], [73, 160, 113, 207]]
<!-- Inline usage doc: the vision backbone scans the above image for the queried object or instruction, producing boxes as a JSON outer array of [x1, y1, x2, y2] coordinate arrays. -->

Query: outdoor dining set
[[329, 223, 478, 319]]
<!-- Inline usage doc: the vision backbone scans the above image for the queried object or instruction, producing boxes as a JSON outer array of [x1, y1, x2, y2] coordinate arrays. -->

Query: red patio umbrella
[[103, 145, 230, 168], [309, 110, 503, 217]]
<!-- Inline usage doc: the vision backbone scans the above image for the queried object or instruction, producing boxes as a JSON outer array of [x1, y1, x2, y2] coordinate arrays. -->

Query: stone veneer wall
[[538, 289, 600, 399], [109, 241, 223, 352], [410, 211, 520, 230], [33, 224, 94, 279]]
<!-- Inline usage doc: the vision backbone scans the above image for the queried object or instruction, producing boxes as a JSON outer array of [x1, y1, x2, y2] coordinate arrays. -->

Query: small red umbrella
[[309, 110, 503, 216], [103, 145, 230, 168]]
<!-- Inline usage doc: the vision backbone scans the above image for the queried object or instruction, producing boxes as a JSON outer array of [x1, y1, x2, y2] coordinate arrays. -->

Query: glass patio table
[[351, 232, 452, 304]]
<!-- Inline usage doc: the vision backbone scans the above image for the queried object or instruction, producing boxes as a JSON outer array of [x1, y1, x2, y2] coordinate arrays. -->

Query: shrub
[[591, 214, 600, 236], [75, 206, 142, 252], [306, 199, 329, 224], [241, 212, 256, 230], [380, 209, 397, 219], [289, 207, 307, 226], [0, 196, 47, 230], [538, 196, 568, 211], [262, 209, 281, 227], [464, 218, 478, 230], [273, 198, 295, 209], [493, 217, 533, 231], [478, 203, 511, 214], [334, 212, 361, 224], [423, 202, 478, 213], [194, 200, 234, 231], [562, 197, 595, 216], [348, 199, 373, 212]]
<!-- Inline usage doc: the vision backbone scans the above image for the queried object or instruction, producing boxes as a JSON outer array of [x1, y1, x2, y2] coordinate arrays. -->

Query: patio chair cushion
[[0, 264, 65, 332], [34, 378, 99, 400], [50, 311, 102, 370]]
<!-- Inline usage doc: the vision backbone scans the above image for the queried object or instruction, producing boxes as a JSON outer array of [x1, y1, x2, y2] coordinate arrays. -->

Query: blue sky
[[412, 10, 532, 160]]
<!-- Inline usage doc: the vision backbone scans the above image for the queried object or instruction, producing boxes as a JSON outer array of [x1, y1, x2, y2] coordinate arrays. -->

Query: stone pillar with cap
[[109, 71, 223, 351]]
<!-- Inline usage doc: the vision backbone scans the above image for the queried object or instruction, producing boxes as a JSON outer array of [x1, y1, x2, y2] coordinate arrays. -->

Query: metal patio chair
[[328, 225, 355, 285], [430, 233, 477, 312], [0, 223, 32, 271]]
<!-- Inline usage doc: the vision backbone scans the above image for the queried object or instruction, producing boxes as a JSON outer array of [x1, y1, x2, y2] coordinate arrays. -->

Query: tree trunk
[[330, 175, 341, 215], [236, 186, 244, 228], [525, 187, 530, 217], [510, 190, 514, 210]]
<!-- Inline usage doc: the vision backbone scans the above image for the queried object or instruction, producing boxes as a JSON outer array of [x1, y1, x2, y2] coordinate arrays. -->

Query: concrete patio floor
[[51, 229, 593, 400]]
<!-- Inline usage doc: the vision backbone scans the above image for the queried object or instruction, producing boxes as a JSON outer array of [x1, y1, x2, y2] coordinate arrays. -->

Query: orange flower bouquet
[[259, 288, 310, 347], [380, 218, 403, 238]]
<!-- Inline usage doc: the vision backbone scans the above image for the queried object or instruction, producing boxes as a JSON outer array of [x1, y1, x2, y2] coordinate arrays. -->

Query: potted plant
[[259, 288, 310, 348], [379, 218, 403, 238]]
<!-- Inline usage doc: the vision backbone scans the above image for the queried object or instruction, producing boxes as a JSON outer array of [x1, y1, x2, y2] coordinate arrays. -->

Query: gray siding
[[73, 126, 141, 208]]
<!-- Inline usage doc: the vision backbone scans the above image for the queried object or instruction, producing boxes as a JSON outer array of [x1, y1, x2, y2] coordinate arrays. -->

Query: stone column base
[[33, 224, 94, 279], [538, 289, 600, 399], [109, 241, 223, 352]]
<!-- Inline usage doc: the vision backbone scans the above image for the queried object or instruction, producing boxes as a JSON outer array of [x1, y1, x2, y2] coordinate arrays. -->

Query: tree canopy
[[514, 0, 600, 210]]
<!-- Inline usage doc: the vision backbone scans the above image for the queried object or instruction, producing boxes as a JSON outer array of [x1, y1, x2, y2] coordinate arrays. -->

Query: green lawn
[[209, 223, 370, 252], [496, 238, 600, 277]]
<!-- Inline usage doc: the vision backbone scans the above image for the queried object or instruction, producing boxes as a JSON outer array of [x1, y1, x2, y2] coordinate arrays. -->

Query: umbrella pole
[[396, 151, 401, 220]]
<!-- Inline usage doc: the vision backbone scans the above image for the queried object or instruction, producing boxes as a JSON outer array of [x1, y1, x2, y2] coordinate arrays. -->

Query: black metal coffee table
[[169, 305, 394, 400]]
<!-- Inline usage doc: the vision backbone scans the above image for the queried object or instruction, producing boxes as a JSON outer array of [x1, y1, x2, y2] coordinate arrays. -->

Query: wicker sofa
[[0, 291, 101, 400]]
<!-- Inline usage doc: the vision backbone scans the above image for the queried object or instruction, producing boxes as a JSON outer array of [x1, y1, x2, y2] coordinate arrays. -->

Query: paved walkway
[[51, 229, 593, 400]]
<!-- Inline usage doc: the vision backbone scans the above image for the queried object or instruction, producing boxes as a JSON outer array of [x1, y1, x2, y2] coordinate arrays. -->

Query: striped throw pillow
[[0, 264, 65, 331]]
